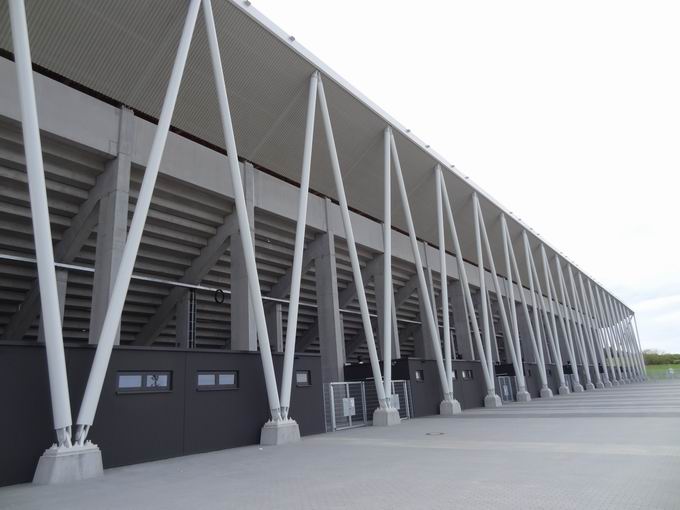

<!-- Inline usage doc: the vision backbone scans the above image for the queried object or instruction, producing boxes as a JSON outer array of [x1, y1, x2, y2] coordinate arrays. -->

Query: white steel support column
[[593, 284, 622, 384], [601, 293, 627, 382], [9, 0, 73, 447], [440, 178, 499, 406], [619, 305, 641, 379], [317, 78, 396, 425], [579, 274, 612, 386], [203, 0, 290, 445], [598, 288, 624, 383], [617, 303, 639, 381], [501, 220, 551, 398], [390, 138, 456, 410], [382, 127, 393, 401], [605, 294, 632, 382], [567, 266, 601, 388], [542, 250, 580, 392], [615, 304, 640, 380], [474, 196, 493, 380], [531, 244, 569, 394], [474, 199, 530, 401], [606, 296, 630, 381], [75, 0, 203, 443], [435, 167, 461, 414], [555, 255, 595, 390], [278, 72, 318, 422], [632, 314, 647, 378]]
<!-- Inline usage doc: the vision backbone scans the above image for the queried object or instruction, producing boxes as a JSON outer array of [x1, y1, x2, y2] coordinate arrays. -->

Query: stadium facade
[[0, 0, 646, 486]]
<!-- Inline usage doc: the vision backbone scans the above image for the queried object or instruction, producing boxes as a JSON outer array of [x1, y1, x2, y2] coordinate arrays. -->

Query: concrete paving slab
[[1, 380, 679, 510]]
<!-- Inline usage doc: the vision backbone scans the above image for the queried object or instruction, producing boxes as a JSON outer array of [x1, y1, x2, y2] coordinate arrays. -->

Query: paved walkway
[[2, 380, 679, 510]]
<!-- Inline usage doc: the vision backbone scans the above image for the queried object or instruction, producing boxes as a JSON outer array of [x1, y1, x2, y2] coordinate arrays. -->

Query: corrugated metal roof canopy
[[0, 0, 617, 299]]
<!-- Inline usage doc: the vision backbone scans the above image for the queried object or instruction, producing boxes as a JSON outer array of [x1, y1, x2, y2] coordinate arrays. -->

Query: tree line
[[643, 349, 680, 365]]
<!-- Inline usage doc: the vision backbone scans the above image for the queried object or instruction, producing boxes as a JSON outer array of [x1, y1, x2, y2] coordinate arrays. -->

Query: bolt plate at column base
[[372, 407, 401, 426], [259, 419, 301, 446], [439, 399, 462, 416], [33, 443, 103, 485]]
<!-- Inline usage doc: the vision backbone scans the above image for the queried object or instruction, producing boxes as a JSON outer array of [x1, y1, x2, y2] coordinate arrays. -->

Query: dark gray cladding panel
[[0, 345, 324, 487], [344, 358, 487, 415]]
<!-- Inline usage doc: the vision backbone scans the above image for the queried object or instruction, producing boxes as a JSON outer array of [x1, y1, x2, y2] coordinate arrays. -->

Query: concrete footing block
[[572, 383, 585, 393], [484, 394, 502, 408], [516, 390, 531, 402], [585, 382, 595, 390], [439, 399, 462, 416], [611, 379, 620, 386], [260, 419, 301, 446], [33, 443, 103, 485], [604, 380, 613, 388], [540, 387, 553, 399], [595, 381, 605, 389], [558, 385, 570, 395], [372, 407, 401, 426]]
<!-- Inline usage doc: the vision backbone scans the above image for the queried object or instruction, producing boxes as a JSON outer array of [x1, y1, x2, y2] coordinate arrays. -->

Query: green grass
[[645, 363, 680, 376]]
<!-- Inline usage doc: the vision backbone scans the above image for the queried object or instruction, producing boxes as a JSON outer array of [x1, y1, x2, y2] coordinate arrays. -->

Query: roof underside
[[0, 0, 614, 299]]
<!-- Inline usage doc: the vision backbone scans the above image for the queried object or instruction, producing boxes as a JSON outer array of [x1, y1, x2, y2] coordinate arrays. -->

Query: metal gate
[[323, 380, 413, 432], [363, 379, 413, 421], [324, 382, 368, 432], [390, 380, 413, 420], [496, 375, 517, 402]]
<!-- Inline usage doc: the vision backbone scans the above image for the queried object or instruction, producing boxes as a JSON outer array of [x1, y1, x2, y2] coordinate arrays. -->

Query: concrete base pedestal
[[611, 379, 620, 386], [585, 382, 595, 390], [540, 387, 553, 399], [484, 394, 502, 408], [516, 390, 531, 402], [373, 407, 401, 426], [439, 399, 462, 416], [558, 385, 570, 395], [33, 443, 103, 485], [595, 381, 605, 389], [572, 383, 585, 393], [260, 419, 301, 446], [604, 380, 613, 388]]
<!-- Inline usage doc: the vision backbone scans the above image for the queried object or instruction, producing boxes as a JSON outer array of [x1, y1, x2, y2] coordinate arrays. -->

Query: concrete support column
[[374, 256, 401, 361], [314, 223, 345, 384], [230, 162, 257, 351], [89, 106, 133, 345], [415, 286, 438, 360], [266, 302, 284, 353], [517, 303, 536, 364], [450, 280, 474, 360], [175, 290, 196, 349], [38, 269, 68, 344]]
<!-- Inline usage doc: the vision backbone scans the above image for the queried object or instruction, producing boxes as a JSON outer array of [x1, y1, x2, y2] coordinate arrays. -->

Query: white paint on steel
[[279, 71, 319, 419], [316, 76, 388, 407], [8, 0, 73, 443], [75, 0, 203, 441]]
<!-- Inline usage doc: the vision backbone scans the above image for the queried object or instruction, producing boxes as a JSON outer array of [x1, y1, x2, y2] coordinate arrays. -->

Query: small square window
[[296, 370, 311, 387], [218, 373, 236, 386], [415, 369, 424, 382], [117, 371, 171, 393], [452, 370, 457, 381], [146, 373, 168, 388], [461, 369, 474, 380], [196, 371, 238, 390], [197, 373, 216, 386], [118, 374, 142, 389]]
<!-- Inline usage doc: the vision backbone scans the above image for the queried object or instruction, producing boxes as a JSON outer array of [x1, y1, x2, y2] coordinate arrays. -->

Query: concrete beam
[[229, 162, 257, 352], [133, 211, 239, 345], [89, 106, 134, 345]]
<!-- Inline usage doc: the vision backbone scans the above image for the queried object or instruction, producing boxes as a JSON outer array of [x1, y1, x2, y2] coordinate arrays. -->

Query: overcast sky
[[253, 0, 679, 352]]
